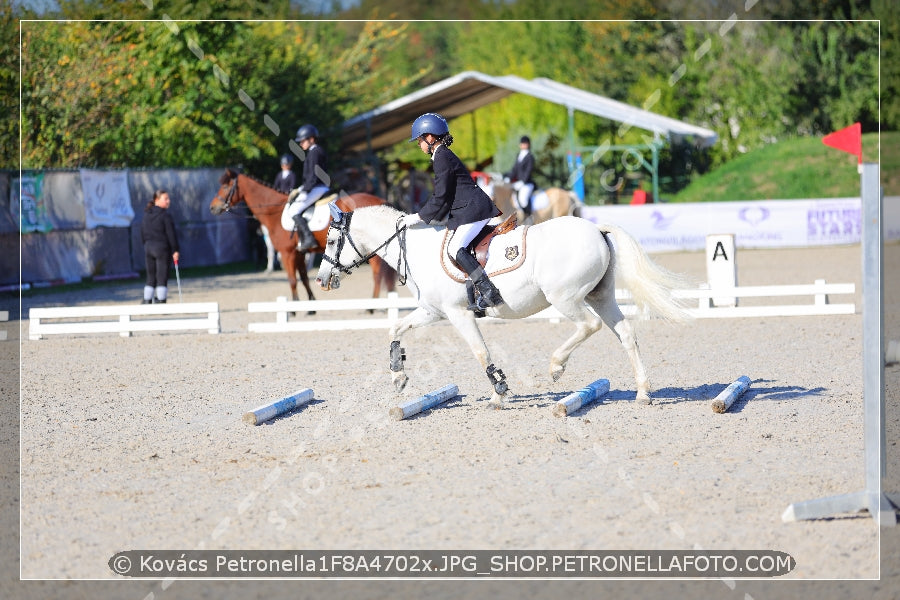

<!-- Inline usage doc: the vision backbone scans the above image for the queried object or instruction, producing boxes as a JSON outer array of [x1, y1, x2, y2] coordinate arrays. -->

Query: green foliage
[[0, 0, 24, 169], [18, 15, 412, 173], [7, 0, 893, 201]]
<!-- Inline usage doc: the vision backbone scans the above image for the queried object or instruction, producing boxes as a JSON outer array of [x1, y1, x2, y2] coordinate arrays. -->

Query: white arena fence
[[246, 282, 855, 333], [29, 303, 220, 340], [24, 281, 855, 339]]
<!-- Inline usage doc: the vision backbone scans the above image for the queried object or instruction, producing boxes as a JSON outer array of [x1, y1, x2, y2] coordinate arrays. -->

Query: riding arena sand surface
[[6, 243, 900, 600]]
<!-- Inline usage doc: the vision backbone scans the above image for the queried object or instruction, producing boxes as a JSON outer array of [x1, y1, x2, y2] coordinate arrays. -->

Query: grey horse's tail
[[597, 222, 694, 323]]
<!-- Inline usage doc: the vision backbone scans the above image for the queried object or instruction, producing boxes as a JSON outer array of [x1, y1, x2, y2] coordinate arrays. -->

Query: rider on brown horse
[[283, 124, 330, 251]]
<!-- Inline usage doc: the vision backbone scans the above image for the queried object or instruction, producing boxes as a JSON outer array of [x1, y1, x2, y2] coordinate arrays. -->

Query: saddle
[[469, 213, 518, 267], [441, 214, 528, 283]]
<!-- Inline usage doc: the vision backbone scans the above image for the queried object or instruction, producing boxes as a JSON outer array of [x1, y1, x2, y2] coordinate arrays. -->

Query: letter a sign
[[706, 234, 737, 307], [822, 122, 862, 164]]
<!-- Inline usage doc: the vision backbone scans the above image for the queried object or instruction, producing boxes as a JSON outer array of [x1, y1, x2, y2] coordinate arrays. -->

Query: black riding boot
[[293, 214, 316, 251], [455, 247, 504, 310]]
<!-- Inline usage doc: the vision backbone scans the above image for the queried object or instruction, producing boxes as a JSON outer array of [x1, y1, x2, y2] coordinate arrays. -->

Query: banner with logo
[[80, 169, 135, 229], [581, 198, 862, 253], [12, 173, 53, 233]]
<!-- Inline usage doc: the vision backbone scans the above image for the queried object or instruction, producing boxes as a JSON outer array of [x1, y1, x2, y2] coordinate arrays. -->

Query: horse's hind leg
[[545, 296, 604, 383], [587, 289, 652, 404]]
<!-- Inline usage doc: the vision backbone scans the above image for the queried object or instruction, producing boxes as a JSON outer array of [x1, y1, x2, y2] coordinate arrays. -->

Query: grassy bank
[[668, 131, 898, 202]]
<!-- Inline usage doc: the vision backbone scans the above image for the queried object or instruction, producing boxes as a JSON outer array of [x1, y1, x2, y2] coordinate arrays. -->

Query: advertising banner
[[80, 169, 135, 229], [12, 173, 54, 233], [580, 198, 862, 252]]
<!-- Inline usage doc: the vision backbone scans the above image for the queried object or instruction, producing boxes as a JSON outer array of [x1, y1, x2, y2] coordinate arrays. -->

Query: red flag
[[822, 122, 862, 164]]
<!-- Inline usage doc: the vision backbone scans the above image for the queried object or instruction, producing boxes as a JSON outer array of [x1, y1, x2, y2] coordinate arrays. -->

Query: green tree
[[0, 0, 27, 169], [19, 16, 413, 173]]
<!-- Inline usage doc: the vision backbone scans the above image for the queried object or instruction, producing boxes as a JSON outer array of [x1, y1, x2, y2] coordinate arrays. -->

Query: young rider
[[283, 124, 329, 251], [399, 113, 504, 311]]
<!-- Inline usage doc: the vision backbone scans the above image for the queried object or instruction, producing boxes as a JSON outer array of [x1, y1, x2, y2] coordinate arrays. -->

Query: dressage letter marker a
[[390, 384, 459, 421], [243, 388, 315, 425], [711, 376, 751, 414], [552, 379, 610, 417]]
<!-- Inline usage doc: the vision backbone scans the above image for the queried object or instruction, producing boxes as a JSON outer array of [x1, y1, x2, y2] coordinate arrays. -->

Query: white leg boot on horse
[[388, 307, 444, 393]]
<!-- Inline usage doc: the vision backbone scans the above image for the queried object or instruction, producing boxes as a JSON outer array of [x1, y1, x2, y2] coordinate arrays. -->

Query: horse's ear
[[328, 201, 344, 223]]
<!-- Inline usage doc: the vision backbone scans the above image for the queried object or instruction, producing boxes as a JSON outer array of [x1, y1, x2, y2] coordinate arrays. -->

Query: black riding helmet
[[295, 124, 319, 143]]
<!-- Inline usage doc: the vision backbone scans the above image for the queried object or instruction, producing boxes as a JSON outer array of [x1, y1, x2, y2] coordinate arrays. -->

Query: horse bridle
[[216, 177, 239, 212], [321, 203, 409, 284]]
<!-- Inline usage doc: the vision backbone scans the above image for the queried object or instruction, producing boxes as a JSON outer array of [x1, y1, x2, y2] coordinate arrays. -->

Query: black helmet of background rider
[[295, 124, 319, 143]]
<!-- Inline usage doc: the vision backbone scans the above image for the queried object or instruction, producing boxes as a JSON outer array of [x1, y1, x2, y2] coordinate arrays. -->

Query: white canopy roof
[[340, 70, 718, 153]]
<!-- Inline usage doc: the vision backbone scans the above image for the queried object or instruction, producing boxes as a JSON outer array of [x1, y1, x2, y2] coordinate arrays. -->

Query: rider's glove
[[400, 213, 423, 228], [287, 188, 300, 204]]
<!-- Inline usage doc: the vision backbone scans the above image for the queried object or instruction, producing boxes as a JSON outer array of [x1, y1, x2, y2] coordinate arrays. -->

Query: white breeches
[[281, 185, 329, 230], [512, 181, 534, 210], [447, 218, 491, 258]]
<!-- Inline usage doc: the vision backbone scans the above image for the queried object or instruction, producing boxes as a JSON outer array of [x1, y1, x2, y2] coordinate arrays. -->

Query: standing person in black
[[272, 153, 297, 194], [140, 190, 180, 304], [504, 135, 536, 217], [400, 112, 504, 311]]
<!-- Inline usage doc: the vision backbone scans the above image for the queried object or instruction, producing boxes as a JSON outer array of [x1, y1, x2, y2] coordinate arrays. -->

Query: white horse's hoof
[[392, 373, 408, 392], [550, 363, 565, 382], [636, 393, 652, 405], [486, 392, 506, 409]]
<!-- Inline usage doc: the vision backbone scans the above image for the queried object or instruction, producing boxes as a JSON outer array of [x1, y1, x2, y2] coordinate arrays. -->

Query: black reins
[[320, 211, 409, 285]]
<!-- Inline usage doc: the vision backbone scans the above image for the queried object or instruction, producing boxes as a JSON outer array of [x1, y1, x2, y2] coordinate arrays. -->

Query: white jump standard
[[390, 384, 459, 421], [711, 376, 751, 414], [552, 379, 610, 417], [243, 388, 315, 425]]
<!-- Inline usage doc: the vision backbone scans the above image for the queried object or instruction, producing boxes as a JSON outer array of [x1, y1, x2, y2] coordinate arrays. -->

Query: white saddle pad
[[440, 226, 529, 283]]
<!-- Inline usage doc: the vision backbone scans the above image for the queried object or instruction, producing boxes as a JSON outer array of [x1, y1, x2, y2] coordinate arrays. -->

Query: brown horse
[[210, 168, 396, 303]]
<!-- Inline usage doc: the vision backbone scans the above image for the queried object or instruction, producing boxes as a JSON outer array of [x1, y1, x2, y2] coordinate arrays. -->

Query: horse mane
[[354, 203, 402, 220], [221, 167, 286, 195]]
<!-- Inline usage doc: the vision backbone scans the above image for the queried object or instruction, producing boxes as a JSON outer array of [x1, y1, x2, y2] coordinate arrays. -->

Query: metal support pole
[[651, 138, 660, 203], [471, 112, 478, 168], [782, 162, 896, 525]]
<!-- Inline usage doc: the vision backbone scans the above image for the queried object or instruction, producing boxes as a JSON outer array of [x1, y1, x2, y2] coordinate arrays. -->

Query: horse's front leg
[[445, 311, 509, 409], [295, 250, 316, 315], [279, 250, 300, 302], [388, 307, 443, 392]]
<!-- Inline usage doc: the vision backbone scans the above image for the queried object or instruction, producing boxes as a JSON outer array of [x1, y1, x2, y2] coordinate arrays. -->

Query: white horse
[[316, 203, 691, 408]]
